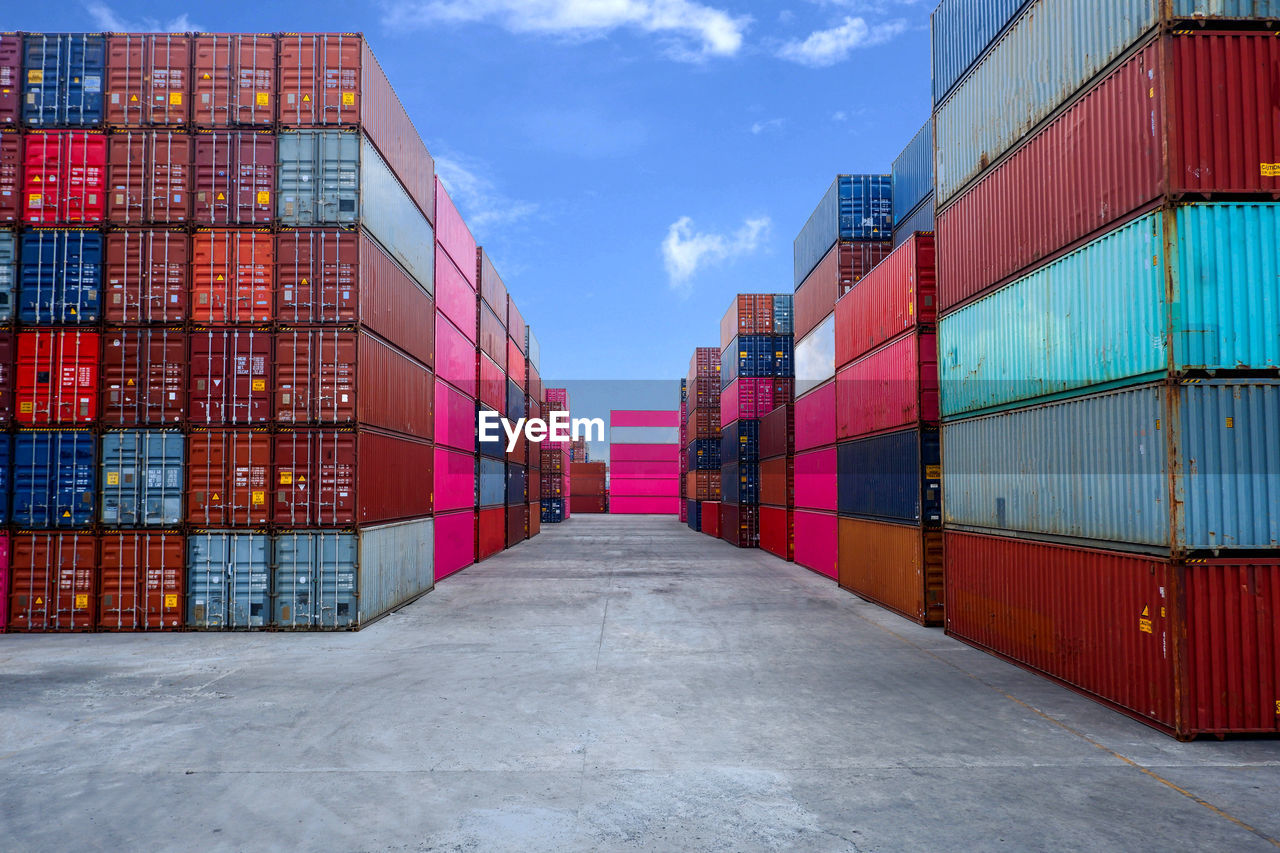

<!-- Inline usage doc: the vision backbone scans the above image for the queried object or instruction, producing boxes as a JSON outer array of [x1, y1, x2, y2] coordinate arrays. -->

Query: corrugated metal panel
[[186, 531, 270, 629], [22, 34, 105, 126], [192, 131, 274, 225], [19, 229, 102, 324], [191, 34, 275, 127], [106, 131, 192, 224], [794, 175, 893, 287], [273, 430, 356, 526], [773, 294, 794, 336], [893, 196, 934, 249], [99, 430, 184, 527], [793, 510, 838, 579], [0, 435, 10, 522], [944, 381, 1280, 551], [478, 456, 505, 508], [839, 517, 943, 626], [0, 134, 21, 223], [13, 430, 95, 528], [0, 231, 14, 322], [16, 330, 99, 424], [274, 531, 358, 629], [720, 419, 759, 465], [8, 533, 96, 631], [0, 36, 20, 126], [836, 331, 938, 440], [105, 230, 189, 324], [837, 428, 941, 525], [98, 532, 184, 631], [526, 327, 541, 373], [836, 233, 936, 368], [892, 121, 934, 225], [101, 329, 187, 425], [931, 0, 1032, 106], [434, 509, 475, 580], [506, 463, 527, 505], [610, 426, 679, 445], [795, 380, 836, 452], [795, 313, 835, 399], [105, 34, 191, 126]]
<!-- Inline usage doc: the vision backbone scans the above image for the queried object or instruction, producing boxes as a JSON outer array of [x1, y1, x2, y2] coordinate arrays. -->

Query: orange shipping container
[[7, 533, 97, 632], [187, 429, 272, 525], [192, 229, 274, 323], [838, 517, 943, 627], [105, 34, 192, 126], [97, 532, 184, 630]]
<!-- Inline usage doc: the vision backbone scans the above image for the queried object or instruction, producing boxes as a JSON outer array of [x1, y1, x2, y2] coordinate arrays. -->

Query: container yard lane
[[2, 515, 1278, 851]]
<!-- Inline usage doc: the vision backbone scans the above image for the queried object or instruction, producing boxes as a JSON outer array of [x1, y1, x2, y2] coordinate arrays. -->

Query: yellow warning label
[[130, 94, 139, 102], [1275, 700, 1280, 716], [300, 278, 309, 286], [256, 92, 269, 106], [298, 476, 306, 483], [164, 594, 178, 609], [216, 274, 225, 281], [925, 465, 942, 480], [28, 193, 41, 205], [19, 402, 33, 413], [342, 92, 354, 106], [280, 471, 293, 485], [35, 597, 43, 606], [257, 191, 269, 205], [252, 379, 266, 391], [28, 69, 43, 83], [126, 378, 135, 386], [1139, 605, 1153, 634], [1262, 163, 1280, 178], [1225, 417, 1234, 429], [211, 493, 220, 501], [107, 472, 120, 486], [75, 594, 88, 609], [170, 92, 182, 105], [252, 490, 265, 505], [62, 510, 72, 518], [202, 72, 212, 79], [302, 94, 311, 103]]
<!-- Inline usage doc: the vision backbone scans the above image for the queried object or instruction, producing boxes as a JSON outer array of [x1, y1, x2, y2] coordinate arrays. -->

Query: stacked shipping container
[[610, 409, 679, 515], [685, 347, 719, 533], [570, 461, 607, 514], [540, 387, 570, 524]]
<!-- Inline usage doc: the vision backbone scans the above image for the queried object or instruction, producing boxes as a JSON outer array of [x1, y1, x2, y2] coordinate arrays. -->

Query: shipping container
[[0, 132, 21, 222], [192, 130, 274, 225], [611, 426, 679, 446], [794, 175, 893, 287], [612, 495, 680, 515], [836, 331, 939, 439], [7, 532, 96, 631], [794, 241, 893, 340], [892, 120, 934, 227], [478, 300, 506, 370], [610, 478, 677, 498], [836, 233, 937, 367], [106, 131, 192, 223], [689, 376, 720, 410], [432, 243, 474, 343], [930, 0, 1031, 107], [12, 430, 94, 528], [616, 459, 679, 480], [274, 531, 358, 629], [720, 378, 777, 425], [272, 429, 355, 526], [0, 435, 11, 519], [721, 461, 759, 506], [434, 447, 475, 513], [701, 501, 722, 538], [349, 517, 434, 625], [23, 131, 107, 224], [434, 509, 476, 580], [191, 34, 276, 127], [22, 33, 105, 126], [104, 34, 191, 127], [478, 352, 505, 416], [506, 504, 527, 546], [772, 295, 794, 337], [98, 531, 183, 630], [528, 501, 541, 536], [795, 380, 836, 453], [526, 327, 541, 374], [760, 457, 793, 508], [839, 517, 943, 626], [104, 229, 189, 323], [16, 330, 99, 424], [478, 456, 505, 508], [478, 248, 507, 316], [893, 202, 934, 250], [434, 176, 476, 283], [187, 430, 271, 526], [794, 446, 837, 512], [759, 505, 793, 562], [19, 229, 102, 324], [793, 510, 837, 579], [720, 419, 759, 465], [760, 404, 794, 461], [685, 408, 718, 442], [945, 381, 1280, 552], [507, 342, 526, 396], [686, 499, 702, 531], [507, 296, 526, 354], [685, 471, 721, 501], [506, 463, 527, 505], [276, 33, 435, 223], [721, 336, 769, 386], [478, 506, 504, 559], [435, 314, 477, 398], [945, 530, 1280, 739], [186, 530, 270, 629], [434, 380, 475, 453], [837, 428, 941, 525], [0, 232, 11, 322], [611, 444, 677, 463], [686, 439, 720, 471], [274, 328, 353, 424], [101, 328, 186, 425], [191, 228, 274, 322], [720, 503, 759, 548], [100, 430, 184, 527], [794, 314, 835, 399], [277, 131, 435, 292], [0, 36, 20, 126], [720, 294, 775, 349], [189, 328, 273, 424], [541, 498, 564, 524], [570, 495, 606, 514], [0, 332, 12, 424], [355, 431, 433, 524]]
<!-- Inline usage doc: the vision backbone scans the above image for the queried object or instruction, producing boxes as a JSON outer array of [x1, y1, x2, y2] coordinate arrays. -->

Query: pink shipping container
[[836, 233, 936, 367], [795, 381, 837, 452], [434, 509, 476, 582], [611, 496, 680, 515], [793, 510, 838, 580], [612, 410, 680, 428], [720, 379, 775, 427], [434, 245, 475, 341], [434, 176, 476, 281], [0, 533, 8, 632], [794, 447, 838, 512], [612, 444, 680, 463], [836, 331, 938, 440], [612, 459, 680, 478], [435, 314, 478, 399], [435, 380, 477, 452], [610, 478, 679, 497], [434, 447, 477, 513]]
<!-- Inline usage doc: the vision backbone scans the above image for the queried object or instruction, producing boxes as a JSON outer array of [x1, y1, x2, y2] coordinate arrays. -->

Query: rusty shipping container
[[106, 131, 192, 224], [794, 241, 893, 341], [7, 533, 97, 632], [105, 229, 189, 323], [97, 531, 184, 630], [839, 517, 943, 627], [945, 530, 1280, 740], [105, 34, 192, 126], [189, 328, 273, 424], [192, 34, 276, 127], [0, 35, 19, 126], [101, 328, 187, 425], [192, 130, 275, 225], [187, 429, 272, 525], [191, 229, 274, 323], [0, 132, 21, 222]]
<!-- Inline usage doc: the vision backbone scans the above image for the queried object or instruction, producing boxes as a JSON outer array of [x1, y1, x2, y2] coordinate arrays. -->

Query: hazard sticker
[[165, 594, 178, 609], [256, 92, 269, 106], [1263, 163, 1280, 178], [20, 402, 33, 413], [75, 594, 88, 609], [342, 92, 354, 106], [107, 472, 120, 486], [280, 471, 293, 485], [252, 490, 265, 505], [257, 191, 270, 205], [1139, 606, 1153, 634], [252, 379, 266, 391], [169, 92, 182, 105], [28, 69, 43, 84]]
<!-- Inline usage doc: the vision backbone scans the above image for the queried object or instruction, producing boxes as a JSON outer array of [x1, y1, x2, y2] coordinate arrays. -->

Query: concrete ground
[[1, 515, 1278, 852]]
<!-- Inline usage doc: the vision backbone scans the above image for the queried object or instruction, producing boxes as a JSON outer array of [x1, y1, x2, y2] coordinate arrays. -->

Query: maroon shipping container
[[106, 131, 192, 224], [836, 330, 939, 440], [720, 504, 759, 549], [794, 241, 893, 340], [686, 408, 718, 441], [702, 501, 722, 539], [945, 530, 1280, 740], [192, 34, 276, 127], [7, 533, 97, 632], [479, 352, 505, 416], [527, 364, 542, 404], [98, 532, 184, 631], [569, 495, 607, 514], [760, 457, 793, 508], [836, 233, 936, 367], [189, 328, 273, 424], [276, 33, 434, 223], [759, 403, 794, 461], [478, 248, 507, 316], [759, 505, 794, 563], [478, 301, 507, 371], [689, 347, 720, 382], [193, 131, 275, 225], [0, 35, 19, 126], [356, 429, 433, 523], [274, 429, 355, 525], [478, 507, 505, 560], [101, 328, 187, 425], [187, 429, 273, 525], [507, 296, 526, 353], [0, 132, 21, 222], [105, 34, 192, 126], [720, 294, 775, 351], [105, 230, 190, 323], [840, 517, 943, 627], [506, 505, 527, 547], [938, 32, 1280, 314], [0, 333, 12, 423], [275, 328, 355, 425], [507, 338, 525, 390]]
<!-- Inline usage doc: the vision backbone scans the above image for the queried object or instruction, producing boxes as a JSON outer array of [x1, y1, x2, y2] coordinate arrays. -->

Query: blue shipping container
[[793, 175, 893, 288], [506, 463, 527, 505], [837, 428, 941, 524], [0, 231, 15, 323], [477, 404, 505, 459], [187, 531, 271, 629], [99, 430, 184, 527], [721, 335, 778, 387], [720, 419, 760, 465], [931, 0, 1032, 107], [0, 434, 10, 523], [19, 230, 103, 324], [772, 294, 794, 337], [478, 456, 505, 507], [721, 462, 760, 506], [22, 33, 106, 126], [687, 439, 720, 471], [939, 204, 1280, 419], [12, 430, 96, 528], [686, 499, 702, 532], [541, 498, 564, 524], [892, 120, 934, 226], [506, 378, 526, 422], [770, 335, 795, 379], [274, 531, 359, 629], [892, 197, 935, 250]]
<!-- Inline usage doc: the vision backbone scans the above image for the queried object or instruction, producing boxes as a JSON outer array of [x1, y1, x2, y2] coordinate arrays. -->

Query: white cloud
[[663, 215, 770, 291], [831, 110, 847, 122], [383, 0, 751, 60], [86, 2, 203, 32], [750, 117, 785, 135], [777, 15, 907, 67], [433, 152, 539, 234]]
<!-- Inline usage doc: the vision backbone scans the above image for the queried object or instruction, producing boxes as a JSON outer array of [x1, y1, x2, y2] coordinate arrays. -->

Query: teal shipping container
[[940, 204, 1280, 419], [187, 531, 271, 629], [354, 518, 433, 626], [275, 531, 359, 629], [99, 430, 184, 527], [943, 381, 1280, 553]]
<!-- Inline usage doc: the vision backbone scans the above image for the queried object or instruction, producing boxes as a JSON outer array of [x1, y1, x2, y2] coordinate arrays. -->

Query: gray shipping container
[[0, 230, 14, 323], [187, 531, 272, 629], [794, 312, 835, 399], [277, 129, 435, 295], [478, 456, 506, 508], [355, 517, 434, 627], [100, 430, 184, 526], [892, 195, 935, 249], [943, 381, 1280, 553], [525, 326, 540, 373], [275, 531, 359, 629]]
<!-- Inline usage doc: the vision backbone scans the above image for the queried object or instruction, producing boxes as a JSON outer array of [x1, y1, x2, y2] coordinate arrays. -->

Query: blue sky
[[15, 0, 934, 458]]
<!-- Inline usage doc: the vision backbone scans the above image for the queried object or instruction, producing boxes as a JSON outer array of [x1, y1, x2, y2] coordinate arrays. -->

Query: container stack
[[758, 402, 793, 562], [540, 387, 570, 523], [933, 0, 1280, 738], [503, 290, 530, 549], [891, 123, 933, 248], [569, 437, 588, 462], [609, 410, 679, 515], [834, 233, 941, 625], [685, 347, 719, 533], [569, 462, 607, 514], [475, 247, 508, 559], [678, 379, 687, 523], [718, 295, 794, 548], [526, 327, 543, 539]]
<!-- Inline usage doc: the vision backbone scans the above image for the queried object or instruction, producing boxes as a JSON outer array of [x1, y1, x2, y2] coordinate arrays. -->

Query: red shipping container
[[570, 495, 606, 514], [793, 510, 837, 580], [276, 34, 435, 222], [479, 352, 505, 416], [106, 131, 192, 224], [527, 365, 542, 405], [478, 248, 507, 316], [839, 517, 942, 627], [760, 404, 793, 461], [689, 347, 720, 382], [479, 301, 506, 370], [720, 294, 774, 350], [101, 328, 187, 425], [98, 531, 184, 630], [105, 229, 190, 323], [795, 380, 836, 452], [436, 314, 477, 399], [434, 509, 475, 581], [836, 233, 936, 367], [0, 533, 8, 632], [507, 338, 526, 390], [0, 132, 22, 222], [507, 297, 526, 353], [435, 243, 476, 342], [945, 530, 1280, 739], [720, 378, 776, 427], [760, 457, 793, 508], [794, 241, 892, 340], [529, 474, 542, 501], [685, 470, 721, 501], [273, 429, 356, 525], [434, 177, 476, 282], [759, 505, 793, 562], [189, 328, 273, 424], [188, 429, 272, 525], [0, 332, 13, 424], [528, 502, 541, 537], [16, 330, 99, 424], [836, 331, 938, 440], [0, 35, 19, 126], [7, 533, 97, 632], [275, 328, 356, 424], [938, 32, 1280, 313], [193, 131, 275, 225], [22, 131, 107, 224], [192, 229, 274, 322], [720, 504, 758, 548], [192, 34, 276, 127], [702, 501, 722, 538], [105, 34, 192, 126], [478, 506, 505, 560], [794, 446, 837, 512], [356, 430, 433, 523], [506, 505, 527, 547]]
